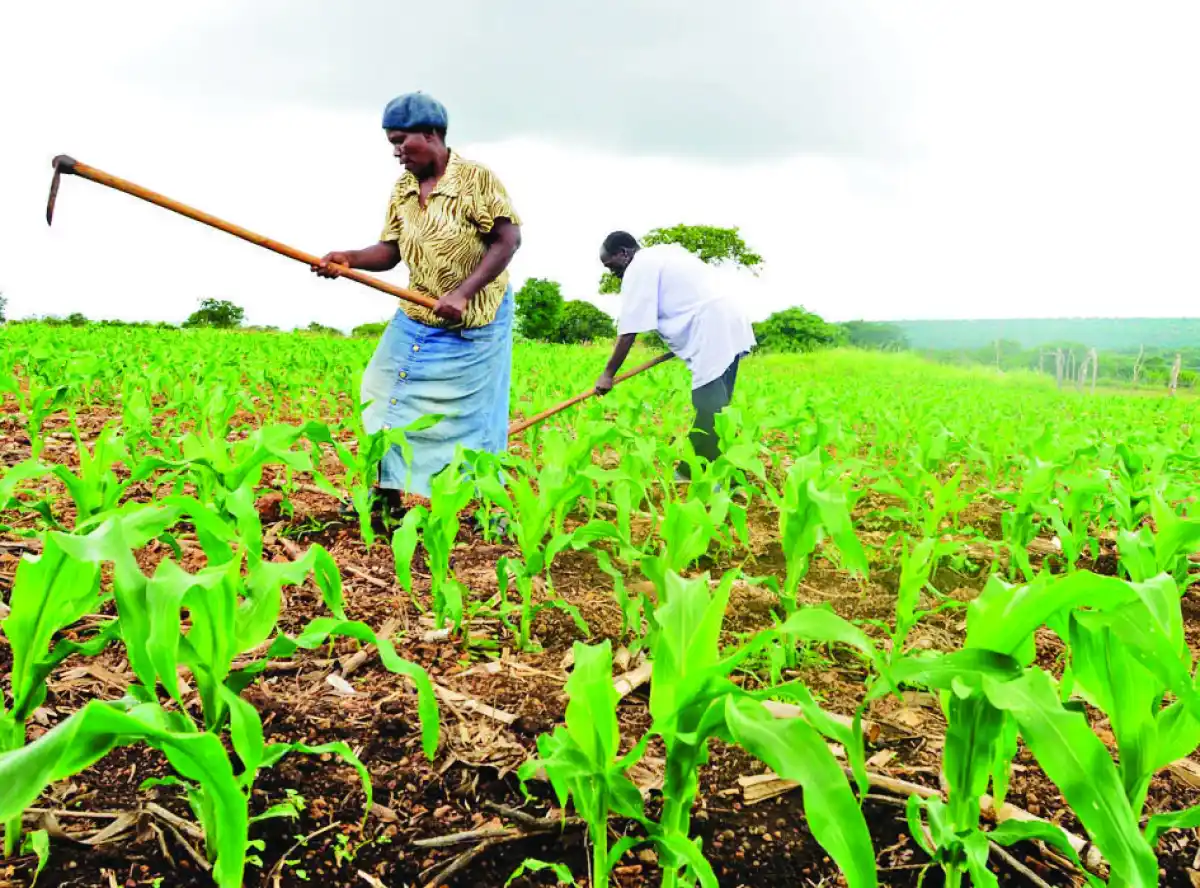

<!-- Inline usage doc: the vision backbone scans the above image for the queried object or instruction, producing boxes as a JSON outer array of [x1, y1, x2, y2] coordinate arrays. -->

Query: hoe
[[45, 155, 672, 436]]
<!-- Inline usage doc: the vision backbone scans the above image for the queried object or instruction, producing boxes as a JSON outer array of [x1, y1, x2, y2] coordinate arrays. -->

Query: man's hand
[[434, 288, 471, 323], [312, 251, 352, 279], [595, 372, 615, 396]]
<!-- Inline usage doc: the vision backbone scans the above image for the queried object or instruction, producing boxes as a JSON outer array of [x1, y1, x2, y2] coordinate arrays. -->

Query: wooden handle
[[67, 159, 437, 310], [506, 352, 675, 437]]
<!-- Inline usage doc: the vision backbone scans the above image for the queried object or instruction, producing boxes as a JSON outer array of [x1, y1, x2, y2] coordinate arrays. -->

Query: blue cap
[[382, 92, 448, 131]]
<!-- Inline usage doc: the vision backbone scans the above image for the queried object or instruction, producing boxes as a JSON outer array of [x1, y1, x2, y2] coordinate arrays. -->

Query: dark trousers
[[688, 356, 741, 464]]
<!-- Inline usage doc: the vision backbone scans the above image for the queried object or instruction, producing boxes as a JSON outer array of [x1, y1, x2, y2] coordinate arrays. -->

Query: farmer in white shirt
[[594, 231, 756, 478]]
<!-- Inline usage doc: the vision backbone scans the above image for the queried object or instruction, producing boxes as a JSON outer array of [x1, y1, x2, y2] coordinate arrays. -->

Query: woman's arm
[[312, 242, 401, 277], [433, 219, 521, 322]]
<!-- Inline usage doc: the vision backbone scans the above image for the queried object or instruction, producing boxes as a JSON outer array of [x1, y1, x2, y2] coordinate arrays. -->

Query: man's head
[[599, 231, 640, 280], [382, 93, 449, 175]]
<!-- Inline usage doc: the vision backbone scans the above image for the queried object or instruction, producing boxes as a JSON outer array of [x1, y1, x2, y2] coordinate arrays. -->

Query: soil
[[4, 408, 1200, 888]]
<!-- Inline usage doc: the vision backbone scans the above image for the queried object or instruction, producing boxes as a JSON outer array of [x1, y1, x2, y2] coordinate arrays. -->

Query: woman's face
[[387, 129, 439, 174]]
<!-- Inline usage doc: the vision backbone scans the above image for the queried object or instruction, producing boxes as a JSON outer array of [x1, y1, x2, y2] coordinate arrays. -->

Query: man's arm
[[595, 332, 637, 395]]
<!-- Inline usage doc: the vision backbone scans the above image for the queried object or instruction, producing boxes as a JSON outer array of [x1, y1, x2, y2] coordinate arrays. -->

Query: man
[[595, 231, 756, 477]]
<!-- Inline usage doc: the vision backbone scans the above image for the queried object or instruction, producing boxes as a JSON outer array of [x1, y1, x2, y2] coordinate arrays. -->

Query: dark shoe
[[472, 511, 509, 538], [338, 489, 406, 521]]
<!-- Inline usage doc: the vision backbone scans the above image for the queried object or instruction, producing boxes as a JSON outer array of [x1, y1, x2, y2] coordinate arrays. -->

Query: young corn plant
[[644, 570, 880, 888], [518, 640, 649, 888], [1033, 469, 1109, 571], [1, 501, 439, 885], [864, 536, 962, 671], [1117, 488, 1200, 585], [0, 536, 122, 858], [475, 459, 592, 651], [391, 450, 475, 631], [974, 569, 1200, 879], [765, 448, 869, 613], [313, 413, 442, 548], [881, 569, 1194, 888]]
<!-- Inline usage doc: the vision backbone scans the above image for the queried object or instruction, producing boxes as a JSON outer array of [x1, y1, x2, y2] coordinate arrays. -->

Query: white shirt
[[617, 243, 757, 389]]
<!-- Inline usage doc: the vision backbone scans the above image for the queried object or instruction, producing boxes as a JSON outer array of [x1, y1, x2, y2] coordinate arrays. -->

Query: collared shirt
[[617, 243, 757, 389], [380, 152, 521, 329]]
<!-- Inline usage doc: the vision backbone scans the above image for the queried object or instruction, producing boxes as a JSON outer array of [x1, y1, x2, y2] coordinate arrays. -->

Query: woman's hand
[[434, 288, 471, 323], [312, 251, 353, 278]]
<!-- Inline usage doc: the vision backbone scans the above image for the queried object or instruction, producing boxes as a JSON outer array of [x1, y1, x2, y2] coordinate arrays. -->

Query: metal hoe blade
[[45, 155, 78, 225]]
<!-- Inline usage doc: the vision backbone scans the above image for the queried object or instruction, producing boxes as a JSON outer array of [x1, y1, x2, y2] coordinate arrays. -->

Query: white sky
[[1, 2, 1198, 332]]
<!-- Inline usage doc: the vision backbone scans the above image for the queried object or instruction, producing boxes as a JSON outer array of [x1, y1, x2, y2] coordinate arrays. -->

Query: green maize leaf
[[1152, 701, 1200, 773], [943, 692, 1007, 831], [654, 832, 719, 888], [144, 558, 220, 705], [962, 828, 999, 888], [768, 606, 883, 672], [660, 499, 717, 572], [871, 649, 1023, 702], [988, 819, 1094, 880], [19, 828, 49, 884], [755, 680, 869, 799], [392, 507, 426, 605], [4, 542, 103, 720], [223, 687, 266, 781], [249, 803, 302, 825], [990, 714, 1020, 807], [265, 618, 439, 759], [224, 482, 263, 568], [504, 859, 577, 886], [806, 481, 869, 578], [0, 700, 248, 888], [905, 795, 937, 857], [0, 460, 52, 511], [1069, 611, 1165, 813], [649, 573, 731, 731], [8, 618, 123, 726], [241, 545, 344, 652], [967, 571, 1143, 658], [606, 834, 645, 871], [259, 740, 373, 824], [725, 696, 878, 888], [564, 642, 620, 766], [1145, 802, 1200, 848], [982, 669, 1158, 887]]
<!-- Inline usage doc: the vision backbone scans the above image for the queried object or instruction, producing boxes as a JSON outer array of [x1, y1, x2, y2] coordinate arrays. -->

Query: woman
[[313, 92, 522, 511]]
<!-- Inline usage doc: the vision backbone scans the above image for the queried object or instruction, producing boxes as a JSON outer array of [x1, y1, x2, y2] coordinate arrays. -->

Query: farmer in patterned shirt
[[314, 93, 521, 512]]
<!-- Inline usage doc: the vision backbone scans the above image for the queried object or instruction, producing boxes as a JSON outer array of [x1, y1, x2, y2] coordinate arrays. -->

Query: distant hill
[[894, 318, 1199, 351]]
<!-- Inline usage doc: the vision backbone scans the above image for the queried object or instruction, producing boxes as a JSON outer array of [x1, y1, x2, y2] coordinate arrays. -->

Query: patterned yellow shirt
[[379, 152, 521, 329]]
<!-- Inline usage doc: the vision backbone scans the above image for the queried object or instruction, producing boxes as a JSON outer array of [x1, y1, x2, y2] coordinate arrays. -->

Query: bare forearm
[[605, 333, 638, 377], [345, 242, 402, 272], [456, 222, 521, 302]]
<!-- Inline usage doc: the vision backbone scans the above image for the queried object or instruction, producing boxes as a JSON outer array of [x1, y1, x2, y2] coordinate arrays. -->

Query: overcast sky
[[2, 1, 1198, 331]]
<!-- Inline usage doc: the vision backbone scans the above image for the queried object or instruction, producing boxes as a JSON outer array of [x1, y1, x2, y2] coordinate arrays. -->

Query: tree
[[183, 298, 245, 329], [304, 321, 343, 337], [554, 300, 616, 344], [752, 307, 844, 353], [515, 278, 564, 341], [840, 320, 909, 351], [66, 312, 88, 327], [599, 224, 764, 294], [0, 292, 6, 324], [352, 321, 390, 338]]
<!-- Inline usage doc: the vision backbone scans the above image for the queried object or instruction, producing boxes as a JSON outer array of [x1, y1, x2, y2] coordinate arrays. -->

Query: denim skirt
[[359, 286, 513, 496]]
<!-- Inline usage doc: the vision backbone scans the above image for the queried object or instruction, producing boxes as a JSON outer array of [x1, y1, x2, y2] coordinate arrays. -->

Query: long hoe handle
[[506, 352, 675, 437], [45, 155, 437, 310]]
